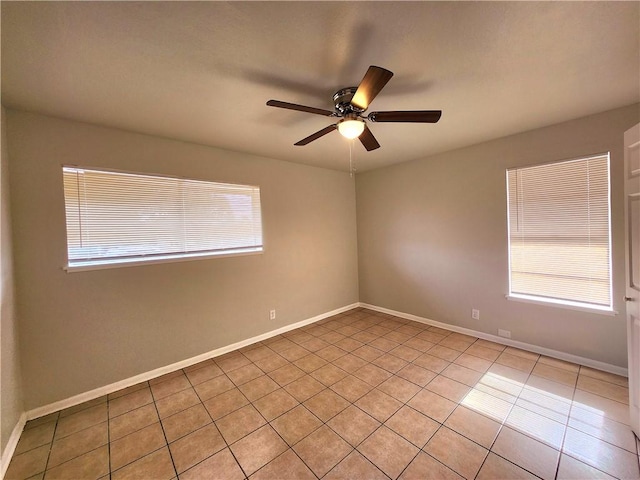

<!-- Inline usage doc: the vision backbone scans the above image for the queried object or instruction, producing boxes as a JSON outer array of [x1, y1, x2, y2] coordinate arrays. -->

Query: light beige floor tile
[[464, 344, 501, 362], [112, 447, 175, 480], [579, 366, 628, 387], [492, 426, 560, 480], [161, 403, 211, 443], [525, 374, 575, 403], [330, 375, 372, 403], [303, 388, 349, 422], [24, 413, 58, 432], [438, 335, 474, 352], [154, 388, 200, 419], [568, 407, 637, 453], [43, 446, 109, 480], [5, 444, 49, 480], [48, 422, 108, 468], [327, 405, 381, 447], [577, 375, 629, 404], [283, 375, 325, 402], [270, 405, 322, 446], [476, 452, 538, 479], [556, 453, 617, 479], [429, 345, 462, 362], [504, 347, 539, 361], [515, 393, 570, 424], [250, 449, 315, 480], [180, 448, 244, 480], [385, 405, 439, 448], [357, 426, 419, 479], [531, 363, 578, 387], [460, 388, 514, 423], [378, 375, 421, 403], [333, 354, 368, 374], [169, 424, 226, 474], [14, 421, 56, 455], [279, 344, 311, 362], [505, 405, 566, 449], [402, 337, 435, 353], [150, 374, 191, 400], [453, 353, 493, 373], [110, 422, 166, 470], [56, 403, 108, 438], [324, 450, 388, 480], [59, 397, 107, 419], [390, 344, 422, 362], [216, 405, 266, 444], [572, 389, 630, 425], [444, 405, 501, 449], [399, 452, 464, 480], [537, 355, 580, 373], [268, 363, 306, 387], [396, 363, 437, 387], [252, 388, 299, 421], [252, 353, 289, 373], [424, 426, 488, 479], [293, 353, 327, 374], [562, 426, 640, 479], [495, 352, 536, 373], [426, 375, 471, 403], [310, 363, 348, 386], [408, 389, 457, 423], [473, 339, 506, 351], [293, 425, 353, 477], [354, 363, 394, 386], [239, 375, 280, 401], [226, 363, 264, 386], [355, 388, 403, 423], [109, 404, 159, 441], [202, 387, 249, 420], [413, 353, 451, 374], [371, 353, 408, 374], [215, 352, 251, 372]]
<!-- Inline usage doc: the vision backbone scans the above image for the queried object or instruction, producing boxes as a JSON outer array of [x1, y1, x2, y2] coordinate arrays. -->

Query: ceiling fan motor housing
[[333, 87, 365, 114]]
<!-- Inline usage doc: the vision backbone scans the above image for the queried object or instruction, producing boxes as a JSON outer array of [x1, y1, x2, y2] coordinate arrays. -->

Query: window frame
[[62, 165, 264, 272], [505, 153, 615, 315]]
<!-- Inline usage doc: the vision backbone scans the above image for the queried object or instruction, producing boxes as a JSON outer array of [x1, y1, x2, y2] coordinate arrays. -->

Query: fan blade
[[266, 100, 334, 117], [350, 66, 394, 111], [368, 110, 442, 123], [294, 125, 337, 146], [359, 125, 380, 151]]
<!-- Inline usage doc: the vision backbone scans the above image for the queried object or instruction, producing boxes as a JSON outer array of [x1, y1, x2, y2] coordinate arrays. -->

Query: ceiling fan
[[266, 65, 442, 151]]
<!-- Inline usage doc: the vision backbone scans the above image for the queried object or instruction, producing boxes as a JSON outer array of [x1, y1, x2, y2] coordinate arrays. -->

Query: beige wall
[[1, 107, 23, 455], [6, 111, 359, 410], [356, 104, 639, 368]]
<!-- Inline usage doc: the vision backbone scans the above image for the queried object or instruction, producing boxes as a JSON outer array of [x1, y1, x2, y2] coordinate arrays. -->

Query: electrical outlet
[[498, 329, 511, 339], [269, 309, 276, 320], [472, 309, 480, 320]]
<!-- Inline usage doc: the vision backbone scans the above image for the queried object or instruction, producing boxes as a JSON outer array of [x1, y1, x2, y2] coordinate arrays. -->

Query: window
[[506, 153, 612, 311], [63, 166, 263, 270]]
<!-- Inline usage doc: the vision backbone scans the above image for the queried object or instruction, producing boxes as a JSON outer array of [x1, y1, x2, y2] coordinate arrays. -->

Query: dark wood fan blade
[[267, 100, 335, 117], [359, 125, 380, 151], [294, 125, 337, 146], [350, 66, 394, 111], [368, 110, 442, 123]]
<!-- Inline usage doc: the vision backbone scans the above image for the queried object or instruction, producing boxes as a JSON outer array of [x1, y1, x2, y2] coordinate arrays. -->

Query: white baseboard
[[25, 303, 359, 421], [1, 412, 27, 480], [359, 302, 628, 377]]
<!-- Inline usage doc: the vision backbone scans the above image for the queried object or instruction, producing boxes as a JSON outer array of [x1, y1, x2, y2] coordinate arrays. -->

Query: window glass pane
[[506, 154, 611, 309], [63, 167, 263, 267]]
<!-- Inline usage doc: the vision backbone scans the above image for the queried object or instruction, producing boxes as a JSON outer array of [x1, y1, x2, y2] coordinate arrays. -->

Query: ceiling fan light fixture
[[338, 118, 365, 139]]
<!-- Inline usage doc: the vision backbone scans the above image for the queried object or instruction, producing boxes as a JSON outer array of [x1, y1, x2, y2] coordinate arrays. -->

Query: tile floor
[[6, 308, 640, 480]]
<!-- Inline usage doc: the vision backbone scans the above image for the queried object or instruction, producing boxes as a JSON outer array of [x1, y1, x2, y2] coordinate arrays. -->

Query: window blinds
[[63, 167, 263, 268], [506, 154, 611, 309]]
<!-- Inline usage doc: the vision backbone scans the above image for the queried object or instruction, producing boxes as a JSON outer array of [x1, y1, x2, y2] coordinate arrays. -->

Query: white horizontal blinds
[[507, 154, 611, 308], [63, 167, 262, 264]]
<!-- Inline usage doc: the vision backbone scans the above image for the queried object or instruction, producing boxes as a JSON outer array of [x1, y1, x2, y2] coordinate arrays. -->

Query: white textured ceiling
[[2, 1, 639, 171]]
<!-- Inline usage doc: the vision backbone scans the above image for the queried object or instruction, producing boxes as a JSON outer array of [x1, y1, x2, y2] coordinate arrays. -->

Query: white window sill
[[64, 248, 263, 273], [506, 294, 617, 316]]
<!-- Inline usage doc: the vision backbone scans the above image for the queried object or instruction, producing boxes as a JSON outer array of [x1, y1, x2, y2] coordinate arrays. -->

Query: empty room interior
[[1, 2, 640, 479]]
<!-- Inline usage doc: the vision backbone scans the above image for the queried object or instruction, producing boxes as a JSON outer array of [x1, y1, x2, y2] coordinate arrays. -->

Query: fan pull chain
[[349, 139, 356, 178]]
